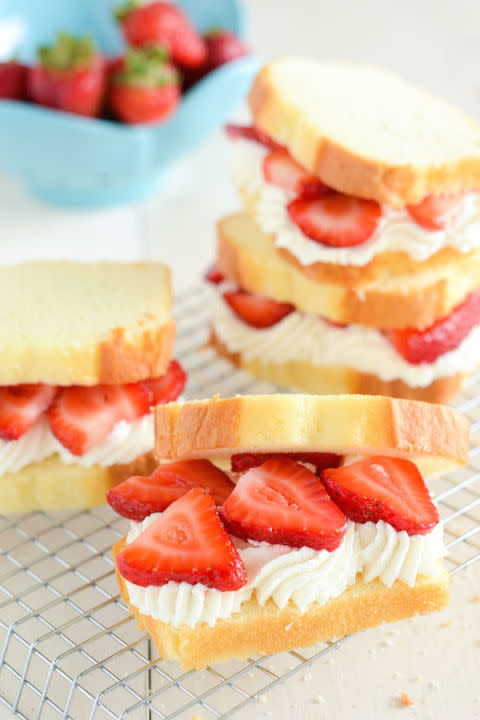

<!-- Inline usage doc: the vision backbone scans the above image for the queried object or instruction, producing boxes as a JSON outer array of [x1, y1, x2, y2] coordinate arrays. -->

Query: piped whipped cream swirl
[[232, 140, 480, 267], [0, 414, 154, 475], [124, 516, 445, 628], [211, 291, 480, 387]]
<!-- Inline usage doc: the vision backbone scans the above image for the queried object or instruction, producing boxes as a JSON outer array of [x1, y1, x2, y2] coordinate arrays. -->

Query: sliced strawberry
[[107, 459, 234, 521], [0, 384, 57, 441], [263, 148, 328, 197], [223, 289, 294, 329], [46, 382, 151, 456], [231, 452, 342, 475], [117, 487, 247, 590], [321, 456, 439, 536], [143, 360, 186, 406], [204, 264, 225, 285], [220, 458, 347, 551], [406, 193, 464, 231], [225, 123, 282, 150], [385, 286, 480, 364], [287, 192, 382, 247]]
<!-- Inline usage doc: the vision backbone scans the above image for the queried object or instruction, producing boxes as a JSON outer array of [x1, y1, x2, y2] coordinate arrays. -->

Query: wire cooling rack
[[0, 284, 479, 720]]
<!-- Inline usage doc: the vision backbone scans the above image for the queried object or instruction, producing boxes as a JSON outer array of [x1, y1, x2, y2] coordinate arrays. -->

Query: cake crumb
[[256, 694, 267, 703], [302, 672, 312, 682], [473, 594, 480, 603], [368, 648, 376, 655], [429, 680, 440, 689], [441, 621, 452, 628], [400, 692, 414, 707], [393, 672, 401, 680], [312, 695, 326, 704], [382, 639, 394, 647], [326, 657, 335, 665]]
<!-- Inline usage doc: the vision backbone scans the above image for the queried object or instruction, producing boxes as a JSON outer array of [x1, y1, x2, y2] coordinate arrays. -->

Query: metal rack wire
[[0, 284, 479, 720]]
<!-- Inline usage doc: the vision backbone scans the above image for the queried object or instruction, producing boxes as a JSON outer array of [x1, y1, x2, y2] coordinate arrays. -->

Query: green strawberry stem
[[114, 47, 180, 88], [205, 27, 227, 37], [38, 32, 96, 70], [114, 0, 141, 22]]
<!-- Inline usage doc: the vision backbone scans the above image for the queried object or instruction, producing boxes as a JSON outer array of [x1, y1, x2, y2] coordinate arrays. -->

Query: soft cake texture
[[210, 328, 465, 405], [0, 451, 158, 513], [113, 537, 450, 670], [0, 262, 174, 385], [249, 59, 480, 205], [217, 213, 480, 331], [154, 394, 470, 476]]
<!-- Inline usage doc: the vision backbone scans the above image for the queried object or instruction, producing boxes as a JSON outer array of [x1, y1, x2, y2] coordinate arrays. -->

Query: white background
[[1, 0, 480, 717]]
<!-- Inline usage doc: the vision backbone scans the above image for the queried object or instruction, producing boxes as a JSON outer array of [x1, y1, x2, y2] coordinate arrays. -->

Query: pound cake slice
[[0, 262, 186, 513], [207, 59, 480, 403], [110, 395, 469, 669]]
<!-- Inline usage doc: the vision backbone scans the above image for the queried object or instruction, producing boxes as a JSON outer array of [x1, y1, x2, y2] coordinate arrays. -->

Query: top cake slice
[[0, 262, 174, 386], [249, 58, 480, 206]]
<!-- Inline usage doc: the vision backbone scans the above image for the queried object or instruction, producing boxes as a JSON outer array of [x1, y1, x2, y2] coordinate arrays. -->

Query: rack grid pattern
[[0, 284, 479, 720]]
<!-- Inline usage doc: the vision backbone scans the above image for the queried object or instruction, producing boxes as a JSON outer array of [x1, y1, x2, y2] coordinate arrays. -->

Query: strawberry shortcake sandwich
[[207, 59, 480, 403], [111, 394, 469, 669], [0, 262, 186, 513]]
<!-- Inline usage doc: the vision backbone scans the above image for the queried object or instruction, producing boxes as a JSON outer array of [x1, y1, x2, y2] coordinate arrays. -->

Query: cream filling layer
[[0, 414, 154, 475], [232, 140, 480, 266], [211, 293, 480, 387], [124, 518, 445, 628]]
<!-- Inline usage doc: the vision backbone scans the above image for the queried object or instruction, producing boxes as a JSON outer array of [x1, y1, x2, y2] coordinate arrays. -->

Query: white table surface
[[1, 0, 480, 717]]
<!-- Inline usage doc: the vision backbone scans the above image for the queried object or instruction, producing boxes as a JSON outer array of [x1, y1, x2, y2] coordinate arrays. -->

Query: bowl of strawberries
[[0, 0, 258, 207]]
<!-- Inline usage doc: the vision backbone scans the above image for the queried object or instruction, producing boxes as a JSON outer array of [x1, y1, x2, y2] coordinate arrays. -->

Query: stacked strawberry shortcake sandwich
[[110, 394, 469, 669], [0, 262, 186, 513], [207, 58, 480, 403]]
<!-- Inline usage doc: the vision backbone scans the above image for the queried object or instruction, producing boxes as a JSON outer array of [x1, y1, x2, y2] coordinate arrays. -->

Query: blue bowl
[[0, 0, 259, 207]]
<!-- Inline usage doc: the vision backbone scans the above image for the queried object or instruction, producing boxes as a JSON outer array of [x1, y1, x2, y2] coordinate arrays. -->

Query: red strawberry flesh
[[116, 487, 247, 590], [231, 452, 342, 475], [119, 1, 207, 68], [0, 384, 57, 441], [287, 192, 382, 247], [107, 459, 234, 521], [263, 147, 328, 197], [205, 264, 225, 285], [143, 360, 186, 406], [46, 382, 151, 456], [385, 286, 480, 364], [0, 61, 29, 100], [220, 458, 347, 551], [406, 193, 465, 231], [225, 123, 282, 150], [223, 289, 295, 329], [321, 456, 439, 536]]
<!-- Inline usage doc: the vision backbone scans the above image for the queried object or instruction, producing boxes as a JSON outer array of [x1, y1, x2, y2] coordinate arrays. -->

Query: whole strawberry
[[115, 1, 206, 69], [183, 29, 248, 90], [28, 33, 106, 117], [0, 60, 29, 100], [109, 46, 180, 124]]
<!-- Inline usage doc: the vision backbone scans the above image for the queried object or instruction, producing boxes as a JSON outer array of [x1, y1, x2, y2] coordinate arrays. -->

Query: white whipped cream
[[357, 520, 446, 587], [211, 293, 480, 387], [0, 416, 57, 475], [0, 414, 154, 474], [232, 140, 480, 266], [124, 516, 444, 628]]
